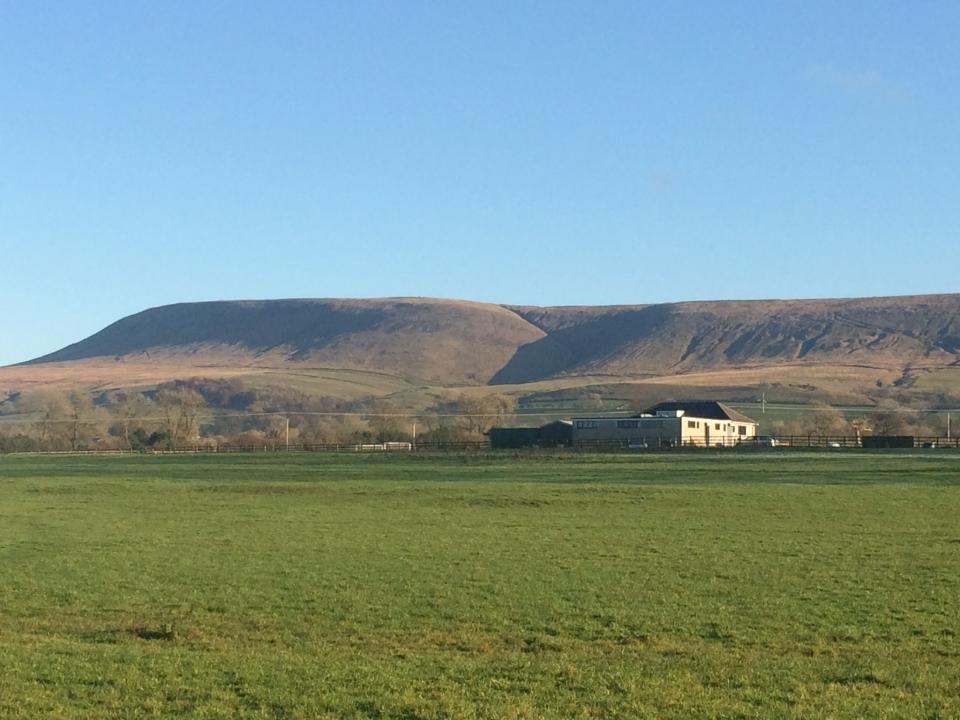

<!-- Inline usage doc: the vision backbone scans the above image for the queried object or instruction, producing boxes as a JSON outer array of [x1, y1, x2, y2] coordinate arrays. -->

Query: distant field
[[0, 361, 421, 401], [1, 453, 958, 718], [10, 355, 959, 413]]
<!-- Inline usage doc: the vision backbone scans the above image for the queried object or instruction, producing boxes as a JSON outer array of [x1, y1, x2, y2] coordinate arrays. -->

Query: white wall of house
[[677, 417, 756, 446], [573, 414, 757, 446]]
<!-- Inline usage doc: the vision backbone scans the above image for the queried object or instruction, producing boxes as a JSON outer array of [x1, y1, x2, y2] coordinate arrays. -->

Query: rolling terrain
[[4, 294, 960, 407]]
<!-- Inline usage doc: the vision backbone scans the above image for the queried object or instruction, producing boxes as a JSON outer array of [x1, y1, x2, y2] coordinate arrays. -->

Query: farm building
[[489, 420, 573, 449], [539, 420, 574, 447], [572, 400, 758, 448]]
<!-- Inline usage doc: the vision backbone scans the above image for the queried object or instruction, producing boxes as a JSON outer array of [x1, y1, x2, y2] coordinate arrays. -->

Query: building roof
[[641, 400, 757, 424]]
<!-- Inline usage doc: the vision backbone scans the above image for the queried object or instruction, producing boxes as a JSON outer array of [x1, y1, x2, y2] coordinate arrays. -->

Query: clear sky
[[1, 1, 958, 365]]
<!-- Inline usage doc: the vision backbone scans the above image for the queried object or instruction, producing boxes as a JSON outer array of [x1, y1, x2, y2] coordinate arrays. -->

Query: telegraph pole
[[285, 416, 290, 451]]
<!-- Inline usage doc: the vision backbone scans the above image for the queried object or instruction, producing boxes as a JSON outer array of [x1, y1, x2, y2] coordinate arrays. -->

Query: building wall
[[490, 427, 541, 449], [573, 417, 682, 446], [539, 421, 573, 447], [573, 416, 757, 446], [677, 417, 756, 446]]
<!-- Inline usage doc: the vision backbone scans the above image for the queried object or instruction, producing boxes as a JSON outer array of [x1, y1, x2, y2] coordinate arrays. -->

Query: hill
[[495, 295, 960, 382], [23, 298, 546, 385], [5, 294, 960, 405]]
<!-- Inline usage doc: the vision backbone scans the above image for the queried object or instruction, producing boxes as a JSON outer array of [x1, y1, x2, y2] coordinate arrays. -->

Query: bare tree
[[66, 391, 96, 451], [455, 393, 514, 436], [155, 387, 206, 448], [368, 400, 410, 442], [797, 403, 848, 437], [108, 392, 157, 448], [17, 391, 70, 450], [869, 405, 908, 436], [263, 415, 288, 449]]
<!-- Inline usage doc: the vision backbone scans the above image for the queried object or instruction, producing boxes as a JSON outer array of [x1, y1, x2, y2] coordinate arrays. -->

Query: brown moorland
[[3, 294, 959, 406]]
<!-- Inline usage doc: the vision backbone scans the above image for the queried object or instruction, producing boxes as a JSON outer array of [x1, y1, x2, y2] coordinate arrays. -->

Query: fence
[[572, 435, 960, 450], [759, 436, 958, 449], [0, 440, 493, 455], [2, 437, 959, 456]]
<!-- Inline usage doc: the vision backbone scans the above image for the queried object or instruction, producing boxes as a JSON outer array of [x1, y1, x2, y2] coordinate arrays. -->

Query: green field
[[1, 452, 958, 718]]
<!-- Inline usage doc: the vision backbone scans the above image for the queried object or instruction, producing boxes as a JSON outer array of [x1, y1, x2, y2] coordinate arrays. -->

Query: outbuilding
[[489, 420, 573, 449]]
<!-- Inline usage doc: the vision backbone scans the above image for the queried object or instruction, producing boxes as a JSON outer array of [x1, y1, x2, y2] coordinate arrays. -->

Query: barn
[[489, 420, 573, 449]]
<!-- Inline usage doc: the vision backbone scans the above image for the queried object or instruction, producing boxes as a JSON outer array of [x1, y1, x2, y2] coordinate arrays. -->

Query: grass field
[[1, 452, 958, 718]]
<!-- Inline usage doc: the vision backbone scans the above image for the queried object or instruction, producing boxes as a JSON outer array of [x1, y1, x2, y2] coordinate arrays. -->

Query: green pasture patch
[[0, 452, 958, 718]]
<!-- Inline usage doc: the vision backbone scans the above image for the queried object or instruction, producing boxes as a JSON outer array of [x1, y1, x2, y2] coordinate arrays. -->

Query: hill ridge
[[16, 294, 960, 388]]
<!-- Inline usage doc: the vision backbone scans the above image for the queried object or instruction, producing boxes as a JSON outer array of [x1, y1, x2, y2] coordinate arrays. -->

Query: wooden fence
[[2, 437, 959, 455]]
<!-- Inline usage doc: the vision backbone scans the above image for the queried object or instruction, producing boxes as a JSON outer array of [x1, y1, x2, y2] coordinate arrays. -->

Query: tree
[[869, 406, 908, 436], [17, 391, 70, 450], [454, 394, 514, 436], [422, 413, 469, 443], [66, 391, 96, 451], [580, 392, 606, 413], [368, 400, 411, 442], [297, 416, 341, 445], [155, 387, 205, 448], [263, 415, 289, 449], [108, 392, 157, 449], [919, 412, 949, 438], [797, 403, 848, 437]]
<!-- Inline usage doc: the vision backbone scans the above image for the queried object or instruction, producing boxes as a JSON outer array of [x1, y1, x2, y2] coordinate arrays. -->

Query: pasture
[[1, 452, 958, 718]]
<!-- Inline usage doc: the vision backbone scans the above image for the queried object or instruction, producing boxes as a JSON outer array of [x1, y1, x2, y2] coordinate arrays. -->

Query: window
[[575, 420, 598, 430], [687, 420, 696, 428], [617, 420, 639, 429], [738, 425, 747, 435], [715, 423, 720, 430]]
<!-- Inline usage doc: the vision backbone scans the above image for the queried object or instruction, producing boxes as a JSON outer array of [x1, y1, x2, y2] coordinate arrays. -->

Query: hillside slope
[[15, 294, 960, 390], [494, 295, 960, 383], [24, 298, 546, 385]]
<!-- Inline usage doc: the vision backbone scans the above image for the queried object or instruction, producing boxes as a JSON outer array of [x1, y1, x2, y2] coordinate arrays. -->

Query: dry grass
[[0, 361, 416, 401], [4, 358, 959, 413]]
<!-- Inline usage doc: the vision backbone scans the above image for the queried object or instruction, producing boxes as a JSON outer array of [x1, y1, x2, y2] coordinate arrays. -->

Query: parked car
[[741, 435, 778, 447]]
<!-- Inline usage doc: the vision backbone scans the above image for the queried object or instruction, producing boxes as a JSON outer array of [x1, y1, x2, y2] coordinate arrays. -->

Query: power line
[[0, 404, 958, 427], [0, 409, 618, 426]]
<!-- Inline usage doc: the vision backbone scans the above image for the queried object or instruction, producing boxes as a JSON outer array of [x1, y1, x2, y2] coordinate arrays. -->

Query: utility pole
[[285, 416, 290, 451], [761, 392, 766, 415], [948, 412, 951, 441], [412, 421, 417, 449]]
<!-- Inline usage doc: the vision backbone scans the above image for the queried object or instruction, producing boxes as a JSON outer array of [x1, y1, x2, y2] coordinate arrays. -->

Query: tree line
[[760, 402, 952, 440], [0, 379, 516, 452], [0, 381, 952, 453]]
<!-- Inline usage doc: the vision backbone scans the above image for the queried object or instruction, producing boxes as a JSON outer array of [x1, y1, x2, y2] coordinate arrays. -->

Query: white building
[[572, 400, 758, 447]]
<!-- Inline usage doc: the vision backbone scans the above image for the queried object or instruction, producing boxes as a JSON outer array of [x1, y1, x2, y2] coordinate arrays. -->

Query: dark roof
[[641, 400, 756, 424]]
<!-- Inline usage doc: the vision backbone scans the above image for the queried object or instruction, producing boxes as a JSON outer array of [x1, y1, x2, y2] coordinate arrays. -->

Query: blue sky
[[1, 1, 958, 365]]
